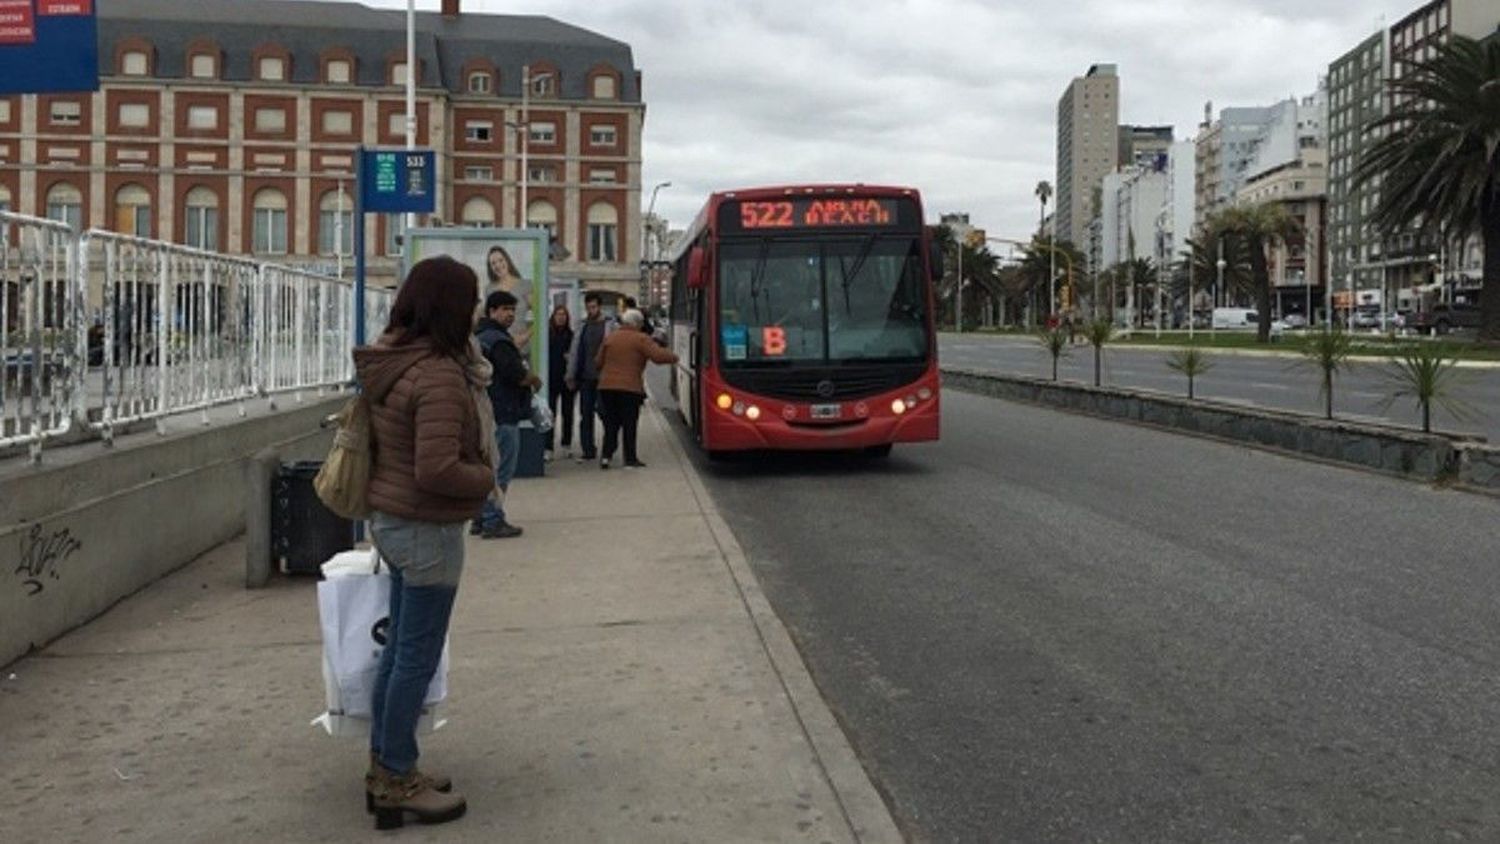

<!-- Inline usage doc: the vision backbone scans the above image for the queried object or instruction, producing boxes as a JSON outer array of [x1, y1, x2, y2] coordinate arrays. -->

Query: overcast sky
[[330, 0, 1415, 243]]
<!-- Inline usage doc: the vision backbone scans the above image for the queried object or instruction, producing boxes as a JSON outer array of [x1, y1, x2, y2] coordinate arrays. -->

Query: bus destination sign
[[736, 198, 899, 230]]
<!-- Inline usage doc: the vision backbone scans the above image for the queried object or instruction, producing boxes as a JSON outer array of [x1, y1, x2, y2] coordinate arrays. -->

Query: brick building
[[0, 0, 646, 293]]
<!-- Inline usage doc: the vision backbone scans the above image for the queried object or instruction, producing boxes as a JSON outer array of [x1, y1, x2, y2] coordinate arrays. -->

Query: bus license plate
[[811, 403, 842, 419]]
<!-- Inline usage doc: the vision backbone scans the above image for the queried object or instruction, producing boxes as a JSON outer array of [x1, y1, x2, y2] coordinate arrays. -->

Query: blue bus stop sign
[[0, 1, 98, 94], [358, 149, 436, 214]]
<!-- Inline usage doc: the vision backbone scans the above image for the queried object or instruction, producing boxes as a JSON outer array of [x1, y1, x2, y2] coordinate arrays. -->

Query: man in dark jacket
[[564, 291, 613, 463], [474, 290, 539, 539]]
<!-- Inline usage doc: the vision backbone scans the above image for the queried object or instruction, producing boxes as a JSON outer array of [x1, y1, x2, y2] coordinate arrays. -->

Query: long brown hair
[[385, 256, 478, 357], [549, 304, 572, 336]]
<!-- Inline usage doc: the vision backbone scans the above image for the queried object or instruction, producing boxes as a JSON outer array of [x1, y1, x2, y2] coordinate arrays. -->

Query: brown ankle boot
[[369, 765, 466, 830], [365, 752, 452, 813]]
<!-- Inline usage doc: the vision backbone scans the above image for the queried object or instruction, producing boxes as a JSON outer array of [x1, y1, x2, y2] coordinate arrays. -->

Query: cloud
[[319, 0, 1417, 241]]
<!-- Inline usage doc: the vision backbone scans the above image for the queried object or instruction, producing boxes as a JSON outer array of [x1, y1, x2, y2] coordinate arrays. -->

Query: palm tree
[[1084, 318, 1113, 386], [1165, 348, 1213, 399], [1379, 343, 1471, 433], [1357, 36, 1500, 343], [1211, 204, 1301, 343], [932, 224, 959, 327], [1034, 181, 1052, 237], [1297, 329, 1355, 420], [1039, 327, 1069, 381]]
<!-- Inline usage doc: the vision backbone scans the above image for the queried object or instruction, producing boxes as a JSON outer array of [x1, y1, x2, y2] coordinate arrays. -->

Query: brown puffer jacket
[[595, 327, 679, 396], [353, 335, 494, 524]]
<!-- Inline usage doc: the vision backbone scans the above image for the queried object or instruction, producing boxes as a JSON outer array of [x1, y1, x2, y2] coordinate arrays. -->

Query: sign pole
[[354, 144, 366, 348]]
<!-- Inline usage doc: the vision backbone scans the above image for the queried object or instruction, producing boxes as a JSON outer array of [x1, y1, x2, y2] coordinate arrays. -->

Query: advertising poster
[[0, 0, 97, 93], [406, 227, 550, 396]]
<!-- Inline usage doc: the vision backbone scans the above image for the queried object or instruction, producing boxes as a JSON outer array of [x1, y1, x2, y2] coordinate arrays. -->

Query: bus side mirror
[[687, 246, 707, 289], [928, 241, 945, 282]]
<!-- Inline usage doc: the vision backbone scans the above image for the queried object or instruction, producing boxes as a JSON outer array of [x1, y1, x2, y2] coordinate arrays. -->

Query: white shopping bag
[[313, 549, 448, 737]]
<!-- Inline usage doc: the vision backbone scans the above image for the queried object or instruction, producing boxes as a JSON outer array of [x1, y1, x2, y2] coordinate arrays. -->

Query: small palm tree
[[1039, 328, 1069, 381], [1084, 318, 1113, 387], [1379, 344, 1471, 433], [1357, 36, 1500, 343], [1298, 329, 1356, 420], [1165, 348, 1213, 399]]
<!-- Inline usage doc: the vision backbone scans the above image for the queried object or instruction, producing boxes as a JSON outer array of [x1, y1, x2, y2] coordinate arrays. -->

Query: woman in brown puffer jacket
[[594, 308, 679, 469], [352, 256, 495, 830]]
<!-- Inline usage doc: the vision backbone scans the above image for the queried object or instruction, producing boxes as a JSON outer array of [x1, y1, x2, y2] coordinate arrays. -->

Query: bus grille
[[721, 363, 926, 401]]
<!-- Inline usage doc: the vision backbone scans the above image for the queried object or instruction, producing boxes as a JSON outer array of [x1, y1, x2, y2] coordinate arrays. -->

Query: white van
[[1211, 307, 1259, 329]]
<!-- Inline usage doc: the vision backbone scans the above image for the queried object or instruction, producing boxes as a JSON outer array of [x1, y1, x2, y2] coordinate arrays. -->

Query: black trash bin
[[272, 460, 353, 575]]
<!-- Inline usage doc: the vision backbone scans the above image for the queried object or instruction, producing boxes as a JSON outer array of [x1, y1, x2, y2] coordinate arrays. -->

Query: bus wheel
[[863, 444, 893, 458]]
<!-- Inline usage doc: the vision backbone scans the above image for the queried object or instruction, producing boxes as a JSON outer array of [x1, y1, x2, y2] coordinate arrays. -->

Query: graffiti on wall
[[15, 524, 83, 596]]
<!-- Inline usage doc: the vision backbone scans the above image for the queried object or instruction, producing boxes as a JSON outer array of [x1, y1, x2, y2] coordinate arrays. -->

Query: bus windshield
[[716, 236, 929, 366]]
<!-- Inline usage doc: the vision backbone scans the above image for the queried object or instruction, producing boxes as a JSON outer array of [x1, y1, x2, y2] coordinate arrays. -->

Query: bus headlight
[[732, 401, 746, 416], [891, 399, 907, 415], [716, 393, 733, 411], [917, 387, 933, 401], [746, 405, 761, 421]]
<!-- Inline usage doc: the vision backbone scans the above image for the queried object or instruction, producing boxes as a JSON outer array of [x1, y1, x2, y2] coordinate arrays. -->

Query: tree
[[1298, 329, 1355, 420], [1379, 343, 1471, 433], [1038, 327, 1069, 381], [1211, 203, 1301, 343], [1165, 348, 1213, 399], [1084, 318, 1113, 387], [1357, 36, 1500, 343], [1034, 181, 1052, 237]]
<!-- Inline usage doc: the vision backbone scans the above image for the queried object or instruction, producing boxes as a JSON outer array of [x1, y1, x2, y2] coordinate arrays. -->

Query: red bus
[[666, 184, 942, 457]]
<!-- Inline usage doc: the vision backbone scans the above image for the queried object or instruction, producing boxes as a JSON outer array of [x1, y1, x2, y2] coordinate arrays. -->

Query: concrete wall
[[943, 368, 1481, 484], [0, 397, 342, 668]]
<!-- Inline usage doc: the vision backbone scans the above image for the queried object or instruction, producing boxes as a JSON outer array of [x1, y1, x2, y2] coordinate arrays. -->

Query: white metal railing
[[1, 210, 393, 461]]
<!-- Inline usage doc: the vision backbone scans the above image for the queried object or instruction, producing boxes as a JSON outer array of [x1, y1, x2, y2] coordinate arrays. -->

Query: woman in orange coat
[[593, 309, 678, 468]]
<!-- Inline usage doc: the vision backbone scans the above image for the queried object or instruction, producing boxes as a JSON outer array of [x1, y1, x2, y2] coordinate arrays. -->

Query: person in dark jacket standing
[[473, 290, 539, 539], [564, 292, 613, 463], [545, 304, 575, 461], [595, 309, 678, 468], [353, 256, 494, 829]]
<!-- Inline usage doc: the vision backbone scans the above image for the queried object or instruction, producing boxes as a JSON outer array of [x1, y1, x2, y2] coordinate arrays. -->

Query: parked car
[[1280, 313, 1308, 329], [1406, 302, 1482, 335]]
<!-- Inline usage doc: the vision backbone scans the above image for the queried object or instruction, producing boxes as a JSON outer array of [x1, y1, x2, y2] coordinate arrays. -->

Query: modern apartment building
[[1055, 64, 1119, 248], [0, 0, 647, 294], [1118, 125, 1173, 172]]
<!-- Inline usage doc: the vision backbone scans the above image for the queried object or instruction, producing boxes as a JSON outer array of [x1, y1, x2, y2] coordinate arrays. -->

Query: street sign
[[358, 149, 436, 214], [0, 0, 98, 94]]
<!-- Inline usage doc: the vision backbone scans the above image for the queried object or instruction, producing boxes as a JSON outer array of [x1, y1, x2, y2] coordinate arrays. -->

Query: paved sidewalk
[[0, 405, 901, 842]]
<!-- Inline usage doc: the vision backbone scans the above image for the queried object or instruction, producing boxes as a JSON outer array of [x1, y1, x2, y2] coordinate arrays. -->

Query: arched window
[[252, 189, 288, 254], [318, 188, 354, 256], [461, 196, 495, 228], [121, 50, 150, 76], [45, 183, 82, 229], [591, 74, 616, 100], [526, 200, 557, 236], [586, 202, 618, 262], [184, 186, 219, 251], [115, 184, 152, 238]]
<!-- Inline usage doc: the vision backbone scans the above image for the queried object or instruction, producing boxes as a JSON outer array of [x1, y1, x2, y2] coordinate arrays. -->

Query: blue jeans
[[368, 512, 464, 776], [577, 382, 600, 457], [480, 423, 520, 528]]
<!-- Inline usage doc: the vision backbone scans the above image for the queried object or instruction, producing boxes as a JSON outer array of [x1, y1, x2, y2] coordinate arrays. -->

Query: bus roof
[[668, 184, 924, 263]]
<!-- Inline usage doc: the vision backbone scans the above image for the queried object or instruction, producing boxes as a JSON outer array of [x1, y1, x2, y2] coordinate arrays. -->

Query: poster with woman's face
[[407, 228, 549, 390]]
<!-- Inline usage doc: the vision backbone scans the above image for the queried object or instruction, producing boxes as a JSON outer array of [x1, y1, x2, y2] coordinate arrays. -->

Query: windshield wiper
[[838, 234, 879, 315], [747, 238, 771, 324]]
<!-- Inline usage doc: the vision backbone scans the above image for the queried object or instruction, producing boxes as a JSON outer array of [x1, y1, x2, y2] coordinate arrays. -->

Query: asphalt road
[[649, 368, 1500, 842], [940, 333, 1500, 443]]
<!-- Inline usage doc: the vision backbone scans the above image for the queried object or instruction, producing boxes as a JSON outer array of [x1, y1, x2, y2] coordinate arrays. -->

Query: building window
[[587, 202, 617, 262], [252, 189, 288, 254], [326, 59, 352, 84], [0, 100, 9, 123], [50, 101, 82, 126], [184, 187, 219, 251], [258, 56, 286, 82], [530, 73, 554, 97], [467, 72, 491, 94], [318, 189, 354, 256], [464, 120, 493, 143], [387, 112, 410, 138], [590, 125, 617, 147], [255, 108, 287, 133], [46, 183, 83, 229], [527, 200, 557, 234], [589, 169, 616, 184], [460, 196, 496, 228], [390, 62, 409, 86], [186, 106, 218, 131], [591, 75, 616, 100], [121, 51, 150, 77], [115, 184, 152, 238], [190, 53, 217, 79], [322, 110, 353, 135], [528, 165, 556, 183], [529, 121, 555, 144], [118, 103, 150, 128], [384, 213, 405, 256], [463, 166, 493, 181]]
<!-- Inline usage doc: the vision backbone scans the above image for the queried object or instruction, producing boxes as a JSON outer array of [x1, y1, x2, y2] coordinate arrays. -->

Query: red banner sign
[[38, 0, 93, 15], [0, 0, 35, 45]]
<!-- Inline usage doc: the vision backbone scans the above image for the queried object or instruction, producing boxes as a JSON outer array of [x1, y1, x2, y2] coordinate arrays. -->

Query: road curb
[[645, 398, 905, 844], [941, 332, 1500, 369]]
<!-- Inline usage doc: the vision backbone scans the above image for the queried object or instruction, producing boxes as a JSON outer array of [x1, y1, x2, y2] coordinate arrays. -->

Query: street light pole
[[404, 0, 416, 237], [645, 181, 671, 261], [520, 64, 530, 228], [1215, 238, 1226, 341], [955, 238, 962, 334]]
